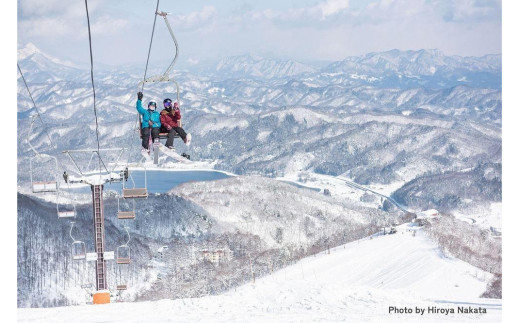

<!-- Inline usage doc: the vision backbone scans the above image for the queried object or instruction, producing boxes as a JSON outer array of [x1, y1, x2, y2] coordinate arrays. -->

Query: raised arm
[[136, 92, 147, 115]]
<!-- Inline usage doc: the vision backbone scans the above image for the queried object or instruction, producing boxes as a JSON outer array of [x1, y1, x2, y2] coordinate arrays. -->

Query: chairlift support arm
[[137, 10, 181, 106]]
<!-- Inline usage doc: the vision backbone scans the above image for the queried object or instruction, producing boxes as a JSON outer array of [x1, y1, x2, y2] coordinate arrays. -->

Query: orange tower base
[[93, 291, 111, 304]]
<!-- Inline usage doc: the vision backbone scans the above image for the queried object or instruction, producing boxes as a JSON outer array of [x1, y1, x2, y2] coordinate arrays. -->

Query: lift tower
[[63, 148, 126, 304]]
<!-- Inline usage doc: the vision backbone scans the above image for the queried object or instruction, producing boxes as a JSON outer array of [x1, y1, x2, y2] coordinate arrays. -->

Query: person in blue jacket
[[136, 92, 161, 152]]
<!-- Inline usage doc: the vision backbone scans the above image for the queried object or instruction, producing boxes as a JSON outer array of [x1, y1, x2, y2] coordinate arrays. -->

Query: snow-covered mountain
[[214, 54, 317, 79], [322, 49, 501, 89], [17, 42, 502, 215]]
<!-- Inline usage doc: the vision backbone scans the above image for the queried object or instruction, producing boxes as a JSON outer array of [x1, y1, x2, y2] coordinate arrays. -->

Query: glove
[[138, 92, 143, 100], [148, 120, 153, 126], [166, 125, 172, 131], [174, 106, 180, 112]]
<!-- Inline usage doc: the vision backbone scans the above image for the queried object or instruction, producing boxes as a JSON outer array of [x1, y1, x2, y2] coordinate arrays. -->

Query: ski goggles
[[148, 102, 157, 107], [164, 101, 172, 107]]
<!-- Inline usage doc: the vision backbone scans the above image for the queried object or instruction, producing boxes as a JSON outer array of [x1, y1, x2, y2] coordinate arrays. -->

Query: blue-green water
[[68, 170, 320, 194]]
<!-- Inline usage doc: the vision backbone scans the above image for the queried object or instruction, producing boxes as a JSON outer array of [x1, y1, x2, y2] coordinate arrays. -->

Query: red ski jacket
[[160, 108, 181, 129]]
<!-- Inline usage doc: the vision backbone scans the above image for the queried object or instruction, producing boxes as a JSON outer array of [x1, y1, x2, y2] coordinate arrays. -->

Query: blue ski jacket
[[136, 100, 161, 129]]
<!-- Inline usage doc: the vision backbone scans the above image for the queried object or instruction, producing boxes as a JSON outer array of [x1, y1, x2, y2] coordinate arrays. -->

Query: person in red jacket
[[159, 98, 191, 150]]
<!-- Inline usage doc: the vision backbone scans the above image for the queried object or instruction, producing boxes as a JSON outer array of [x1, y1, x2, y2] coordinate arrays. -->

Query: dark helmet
[[148, 100, 157, 110], [163, 98, 172, 108]]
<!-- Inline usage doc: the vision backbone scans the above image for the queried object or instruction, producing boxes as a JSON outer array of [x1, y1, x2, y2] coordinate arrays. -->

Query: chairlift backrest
[[72, 241, 86, 260]]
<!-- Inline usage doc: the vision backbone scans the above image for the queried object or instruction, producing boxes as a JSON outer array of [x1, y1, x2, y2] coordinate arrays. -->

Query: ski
[[159, 144, 192, 163]]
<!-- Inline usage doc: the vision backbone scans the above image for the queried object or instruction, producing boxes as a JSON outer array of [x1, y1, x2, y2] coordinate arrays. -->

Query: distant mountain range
[[17, 42, 501, 214], [18, 43, 501, 88]]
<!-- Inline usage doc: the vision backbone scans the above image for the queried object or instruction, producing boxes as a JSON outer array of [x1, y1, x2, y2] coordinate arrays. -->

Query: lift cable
[[141, 0, 161, 93], [125, 0, 161, 168], [17, 63, 69, 172], [84, 0, 109, 175]]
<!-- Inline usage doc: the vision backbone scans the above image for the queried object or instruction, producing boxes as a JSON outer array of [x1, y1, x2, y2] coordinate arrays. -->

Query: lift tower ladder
[[92, 184, 107, 290]]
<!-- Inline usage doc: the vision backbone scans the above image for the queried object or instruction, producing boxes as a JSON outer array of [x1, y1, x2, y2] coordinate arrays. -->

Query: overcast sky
[[17, 0, 502, 67]]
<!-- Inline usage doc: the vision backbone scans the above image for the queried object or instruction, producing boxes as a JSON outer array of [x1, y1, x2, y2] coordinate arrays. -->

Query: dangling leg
[[165, 127, 177, 148], [141, 127, 150, 150], [151, 127, 160, 143], [172, 127, 190, 146]]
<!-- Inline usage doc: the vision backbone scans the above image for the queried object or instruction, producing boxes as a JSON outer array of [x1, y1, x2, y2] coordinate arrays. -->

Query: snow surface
[[18, 226, 500, 322]]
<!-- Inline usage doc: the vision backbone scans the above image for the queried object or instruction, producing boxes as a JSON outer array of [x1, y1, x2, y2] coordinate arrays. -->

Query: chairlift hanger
[[116, 227, 131, 264], [118, 196, 136, 219], [137, 10, 181, 107], [27, 116, 59, 193], [69, 222, 86, 260], [57, 188, 77, 218]]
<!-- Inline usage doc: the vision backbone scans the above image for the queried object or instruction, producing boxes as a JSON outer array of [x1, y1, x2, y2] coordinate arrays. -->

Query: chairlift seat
[[58, 210, 76, 218], [118, 211, 136, 219], [117, 285, 127, 290], [117, 258, 130, 264], [138, 121, 181, 140], [32, 181, 58, 193], [73, 254, 86, 260], [123, 188, 148, 198]]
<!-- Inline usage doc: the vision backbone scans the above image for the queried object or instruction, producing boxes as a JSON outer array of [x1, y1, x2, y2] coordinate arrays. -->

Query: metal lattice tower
[[92, 184, 107, 291]]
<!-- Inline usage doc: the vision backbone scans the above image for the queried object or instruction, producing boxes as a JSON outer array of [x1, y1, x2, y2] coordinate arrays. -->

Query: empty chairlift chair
[[116, 283, 127, 291], [70, 222, 86, 260], [30, 154, 59, 193], [122, 168, 148, 199], [117, 245, 130, 264], [57, 187, 76, 218], [117, 197, 136, 220], [116, 227, 131, 264]]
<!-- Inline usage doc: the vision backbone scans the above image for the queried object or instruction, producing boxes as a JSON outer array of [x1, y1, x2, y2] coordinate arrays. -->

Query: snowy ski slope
[[18, 225, 501, 322]]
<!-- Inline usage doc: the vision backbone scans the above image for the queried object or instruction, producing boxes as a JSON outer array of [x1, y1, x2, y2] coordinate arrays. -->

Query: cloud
[[18, 0, 128, 39], [173, 6, 217, 31], [318, 0, 350, 18], [436, 0, 502, 23], [17, 0, 501, 66], [253, 0, 350, 24]]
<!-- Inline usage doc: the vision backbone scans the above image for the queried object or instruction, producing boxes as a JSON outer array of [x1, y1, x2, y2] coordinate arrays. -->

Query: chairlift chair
[[116, 227, 131, 264], [117, 245, 131, 264], [69, 222, 86, 260], [117, 197, 136, 219], [122, 168, 148, 198], [136, 10, 185, 165], [30, 154, 59, 193], [26, 115, 59, 193], [57, 187, 77, 218], [72, 241, 87, 260], [116, 262, 129, 291]]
